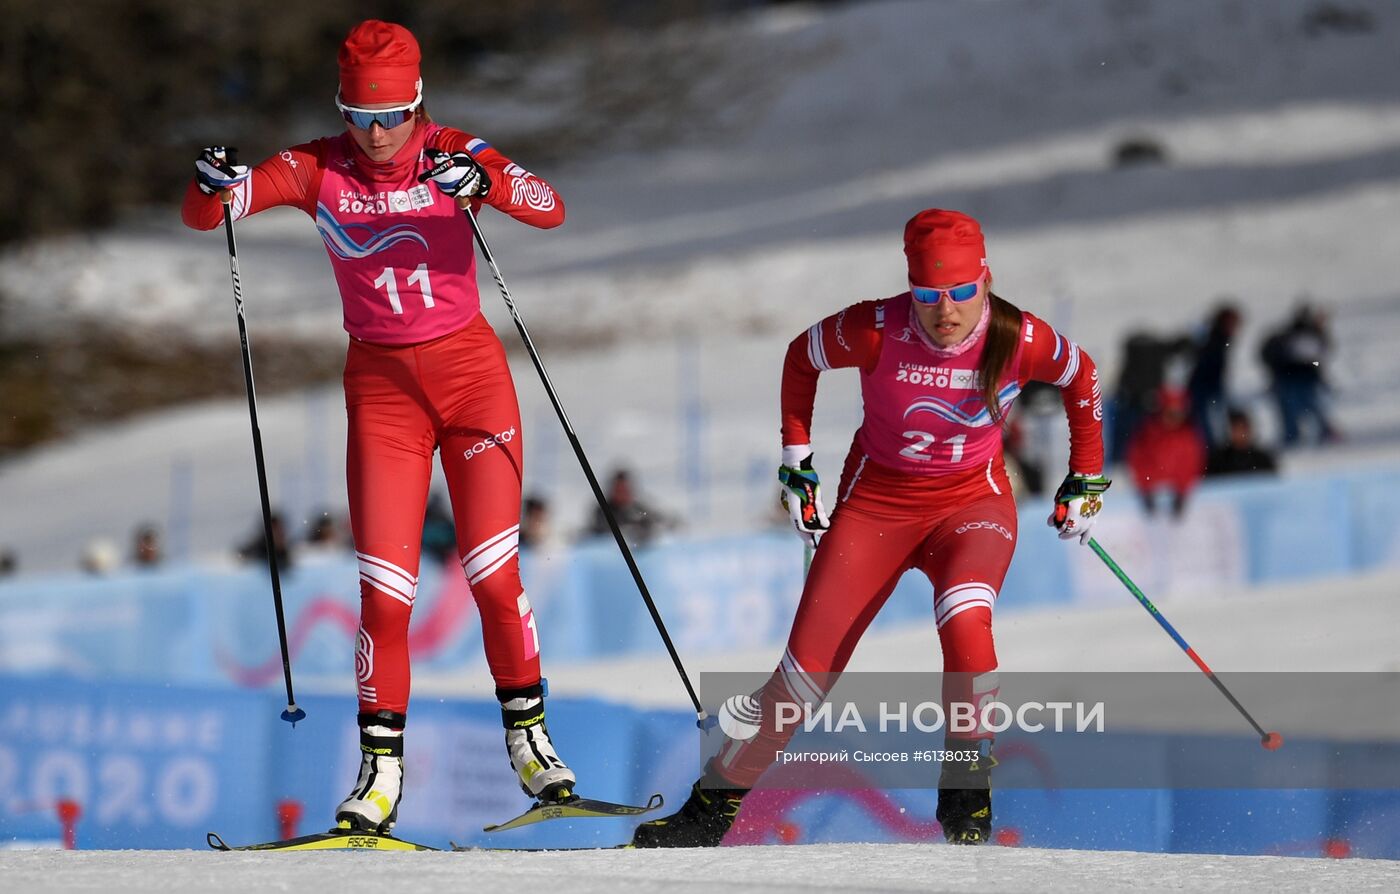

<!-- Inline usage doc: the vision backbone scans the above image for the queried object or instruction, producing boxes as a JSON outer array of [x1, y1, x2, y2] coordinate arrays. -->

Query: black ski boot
[[936, 741, 997, 846], [631, 778, 747, 848]]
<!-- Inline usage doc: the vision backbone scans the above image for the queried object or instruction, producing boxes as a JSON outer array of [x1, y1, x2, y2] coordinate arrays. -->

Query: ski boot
[[335, 710, 406, 834], [500, 683, 577, 803], [936, 739, 997, 845], [631, 776, 747, 847]]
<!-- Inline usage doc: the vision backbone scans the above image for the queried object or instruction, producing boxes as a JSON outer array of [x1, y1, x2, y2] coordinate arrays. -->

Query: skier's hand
[[779, 451, 831, 548], [419, 150, 491, 198], [1048, 473, 1111, 545], [195, 147, 250, 195]]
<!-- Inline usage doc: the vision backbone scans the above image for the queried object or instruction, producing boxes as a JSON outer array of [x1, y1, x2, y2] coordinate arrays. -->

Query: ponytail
[[977, 293, 1023, 423]]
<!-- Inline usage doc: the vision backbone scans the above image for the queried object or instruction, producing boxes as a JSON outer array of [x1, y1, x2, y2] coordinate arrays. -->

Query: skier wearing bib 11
[[182, 20, 574, 834], [632, 209, 1109, 847]]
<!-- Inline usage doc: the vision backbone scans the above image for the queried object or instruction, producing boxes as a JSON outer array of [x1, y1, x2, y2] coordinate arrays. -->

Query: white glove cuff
[[782, 444, 812, 468]]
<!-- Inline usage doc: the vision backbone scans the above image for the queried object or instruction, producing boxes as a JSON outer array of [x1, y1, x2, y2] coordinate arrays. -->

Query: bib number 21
[[373, 264, 435, 314], [900, 430, 966, 463]]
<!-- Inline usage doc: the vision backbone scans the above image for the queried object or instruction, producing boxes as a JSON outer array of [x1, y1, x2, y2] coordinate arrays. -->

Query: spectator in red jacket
[[1125, 387, 1206, 518]]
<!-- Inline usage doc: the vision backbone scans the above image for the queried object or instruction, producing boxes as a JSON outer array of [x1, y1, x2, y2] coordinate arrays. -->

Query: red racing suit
[[183, 121, 563, 716], [711, 293, 1104, 788]]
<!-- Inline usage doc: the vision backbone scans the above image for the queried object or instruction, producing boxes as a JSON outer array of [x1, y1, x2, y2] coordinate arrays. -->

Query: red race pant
[[713, 447, 1018, 788], [344, 314, 540, 716]]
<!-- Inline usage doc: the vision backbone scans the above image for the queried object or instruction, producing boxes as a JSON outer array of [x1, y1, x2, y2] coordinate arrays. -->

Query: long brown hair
[[978, 292, 1024, 424]]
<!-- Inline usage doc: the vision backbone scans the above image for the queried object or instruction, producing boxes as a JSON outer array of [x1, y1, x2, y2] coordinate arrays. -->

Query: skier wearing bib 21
[[182, 20, 575, 834], [632, 209, 1109, 847]]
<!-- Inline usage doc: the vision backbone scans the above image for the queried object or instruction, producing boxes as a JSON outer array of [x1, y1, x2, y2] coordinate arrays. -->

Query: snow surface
[[4, 0, 1400, 570], [1, 842, 1396, 893]]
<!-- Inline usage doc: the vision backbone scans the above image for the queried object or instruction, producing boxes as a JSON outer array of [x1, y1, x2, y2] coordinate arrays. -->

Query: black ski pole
[[220, 191, 305, 726], [459, 199, 708, 728], [1088, 538, 1280, 751]]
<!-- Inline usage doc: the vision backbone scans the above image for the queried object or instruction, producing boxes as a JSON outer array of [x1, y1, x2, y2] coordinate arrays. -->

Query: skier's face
[[911, 278, 987, 347], [346, 104, 418, 162]]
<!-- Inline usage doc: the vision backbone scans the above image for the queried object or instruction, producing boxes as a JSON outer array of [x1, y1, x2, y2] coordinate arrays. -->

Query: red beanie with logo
[[904, 209, 989, 286], [338, 20, 422, 106]]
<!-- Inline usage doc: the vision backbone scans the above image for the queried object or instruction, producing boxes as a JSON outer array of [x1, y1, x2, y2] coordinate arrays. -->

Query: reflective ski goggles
[[910, 273, 987, 305], [335, 91, 422, 130]]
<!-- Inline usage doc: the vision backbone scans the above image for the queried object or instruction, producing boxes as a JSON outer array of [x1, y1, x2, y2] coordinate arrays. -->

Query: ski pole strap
[[1055, 474, 1111, 501]]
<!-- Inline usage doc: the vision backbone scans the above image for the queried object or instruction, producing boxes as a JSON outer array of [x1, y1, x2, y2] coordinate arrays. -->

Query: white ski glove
[[194, 147, 250, 195], [419, 149, 491, 198], [779, 447, 831, 548], [1048, 473, 1111, 545]]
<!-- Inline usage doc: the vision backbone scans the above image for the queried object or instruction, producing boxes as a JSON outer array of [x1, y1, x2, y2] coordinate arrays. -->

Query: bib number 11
[[373, 264, 436, 314], [900, 430, 966, 463]]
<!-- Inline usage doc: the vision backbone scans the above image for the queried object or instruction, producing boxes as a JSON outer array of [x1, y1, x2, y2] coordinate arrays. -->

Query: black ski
[[481, 792, 664, 833], [207, 829, 439, 852]]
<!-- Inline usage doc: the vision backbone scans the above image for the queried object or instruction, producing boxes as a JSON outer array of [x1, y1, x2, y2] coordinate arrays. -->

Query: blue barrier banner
[[2, 468, 1399, 687], [0, 677, 267, 849], [2, 674, 1397, 858]]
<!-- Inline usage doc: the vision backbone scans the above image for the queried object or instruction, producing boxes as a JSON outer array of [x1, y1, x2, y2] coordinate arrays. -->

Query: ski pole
[[1087, 537, 1280, 751], [459, 200, 708, 728], [220, 192, 305, 726]]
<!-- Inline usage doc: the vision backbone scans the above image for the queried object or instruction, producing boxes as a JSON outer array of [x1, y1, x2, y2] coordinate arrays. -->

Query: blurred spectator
[[421, 493, 456, 563], [588, 468, 674, 547], [80, 538, 121, 575], [1206, 408, 1279, 477], [520, 494, 557, 551], [1002, 415, 1045, 498], [1186, 302, 1242, 448], [301, 510, 350, 561], [1125, 388, 1207, 518], [238, 512, 293, 571], [130, 523, 163, 568], [1260, 303, 1338, 446], [0, 548, 16, 577], [1109, 330, 1195, 464], [1002, 380, 1060, 499]]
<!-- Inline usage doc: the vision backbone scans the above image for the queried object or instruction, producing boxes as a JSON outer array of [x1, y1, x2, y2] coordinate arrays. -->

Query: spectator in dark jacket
[[1109, 330, 1195, 465], [1126, 388, 1207, 518], [588, 468, 674, 547], [1260, 303, 1337, 446], [238, 512, 293, 571], [1187, 303, 1242, 448], [131, 523, 164, 568], [1206, 408, 1278, 477]]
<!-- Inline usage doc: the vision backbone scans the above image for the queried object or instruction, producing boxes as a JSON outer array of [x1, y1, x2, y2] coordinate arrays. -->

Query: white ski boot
[[335, 711, 405, 834], [500, 683, 576, 803]]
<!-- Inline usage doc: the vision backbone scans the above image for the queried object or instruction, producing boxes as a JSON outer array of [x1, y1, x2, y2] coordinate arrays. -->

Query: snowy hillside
[[3, 0, 1400, 570]]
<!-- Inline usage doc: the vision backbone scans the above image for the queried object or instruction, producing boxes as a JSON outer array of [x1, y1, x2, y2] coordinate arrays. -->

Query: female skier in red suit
[[183, 20, 574, 833], [633, 209, 1110, 847]]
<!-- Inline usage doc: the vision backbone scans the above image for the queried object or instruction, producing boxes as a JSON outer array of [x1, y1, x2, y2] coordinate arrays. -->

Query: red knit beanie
[[904, 209, 989, 286], [338, 20, 422, 106]]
